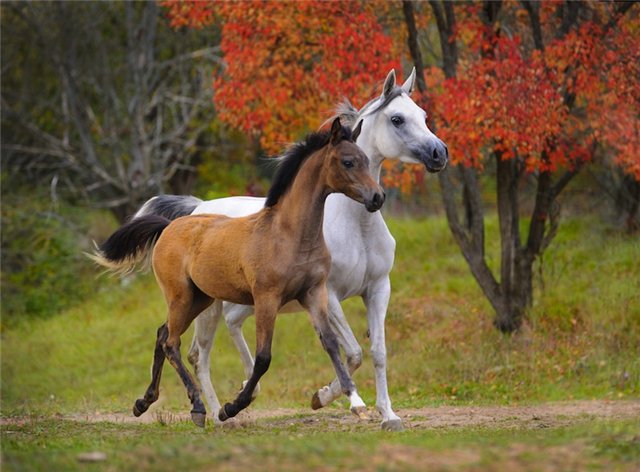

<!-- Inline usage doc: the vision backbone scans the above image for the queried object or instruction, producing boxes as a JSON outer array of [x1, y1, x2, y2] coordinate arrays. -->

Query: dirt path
[[51, 399, 639, 431]]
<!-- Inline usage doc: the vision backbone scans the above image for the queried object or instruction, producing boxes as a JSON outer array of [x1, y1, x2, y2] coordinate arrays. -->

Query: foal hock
[[91, 118, 384, 426]]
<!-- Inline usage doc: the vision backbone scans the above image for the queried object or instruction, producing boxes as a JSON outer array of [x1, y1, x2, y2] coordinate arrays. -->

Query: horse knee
[[187, 344, 199, 369], [346, 347, 363, 371], [370, 347, 387, 369]]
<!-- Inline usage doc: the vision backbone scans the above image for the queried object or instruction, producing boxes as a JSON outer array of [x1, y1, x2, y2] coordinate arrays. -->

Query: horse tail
[[134, 195, 202, 221], [89, 215, 171, 275]]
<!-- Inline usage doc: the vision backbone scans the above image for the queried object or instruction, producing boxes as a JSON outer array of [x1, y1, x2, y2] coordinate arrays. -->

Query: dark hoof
[[381, 419, 405, 432], [218, 404, 231, 422], [191, 411, 206, 428], [311, 392, 323, 410], [133, 399, 149, 417]]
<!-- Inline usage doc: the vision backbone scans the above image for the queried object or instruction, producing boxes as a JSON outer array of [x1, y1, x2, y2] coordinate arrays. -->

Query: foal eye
[[390, 115, 404, 127], [342, 159, 354, 169]]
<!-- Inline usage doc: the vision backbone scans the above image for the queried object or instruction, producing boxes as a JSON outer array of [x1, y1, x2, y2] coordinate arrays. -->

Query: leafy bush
[[1, 188, 118, 325]]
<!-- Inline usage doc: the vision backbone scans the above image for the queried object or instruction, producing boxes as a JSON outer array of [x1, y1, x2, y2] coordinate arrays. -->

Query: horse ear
[[330, 117, 343, 145], [401, 67, 417, 95], [352, 119, 363, 142], [382, 69, 396, 98]]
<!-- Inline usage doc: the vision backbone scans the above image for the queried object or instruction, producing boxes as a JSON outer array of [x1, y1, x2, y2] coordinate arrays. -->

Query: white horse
[[135, 69, 448, 430]]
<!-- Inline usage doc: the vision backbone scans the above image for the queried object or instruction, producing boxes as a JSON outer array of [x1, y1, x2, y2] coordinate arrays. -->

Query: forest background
[[1, 2, 639, 469]]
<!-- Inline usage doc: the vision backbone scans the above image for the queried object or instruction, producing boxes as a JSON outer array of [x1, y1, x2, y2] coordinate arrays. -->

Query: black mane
[[265, 126, 353, 207]]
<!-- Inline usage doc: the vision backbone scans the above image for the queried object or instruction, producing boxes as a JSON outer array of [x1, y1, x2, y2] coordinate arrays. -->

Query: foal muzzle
[[365, 191, 385, 213]]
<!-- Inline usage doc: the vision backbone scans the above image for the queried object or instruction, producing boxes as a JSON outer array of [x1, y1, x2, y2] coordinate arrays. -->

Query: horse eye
[[391, 115, 404, 127], [342, 159, 354, 169]]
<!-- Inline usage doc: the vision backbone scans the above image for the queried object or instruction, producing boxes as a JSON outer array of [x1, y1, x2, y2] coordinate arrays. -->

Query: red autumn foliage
[[430, 3, 640, 181], [162, 0, 400, 153], [161, 1, 639, 181]]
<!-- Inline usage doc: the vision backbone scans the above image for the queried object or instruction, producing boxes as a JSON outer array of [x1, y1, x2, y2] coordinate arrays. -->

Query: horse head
[[358, 68, 448, 174]]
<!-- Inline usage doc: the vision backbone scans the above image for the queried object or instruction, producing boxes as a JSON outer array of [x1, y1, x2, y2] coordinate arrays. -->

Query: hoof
[[191, 411, 206, 428], [133, 399, 148, 417], [381, 418, 405, 432], [311, 392, 324, 410], [350, 406, 369, 420], [218, 404, 232, 422]]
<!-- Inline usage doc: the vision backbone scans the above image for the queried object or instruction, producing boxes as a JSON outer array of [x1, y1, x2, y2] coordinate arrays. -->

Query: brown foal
[[91, 118, 385, 426]]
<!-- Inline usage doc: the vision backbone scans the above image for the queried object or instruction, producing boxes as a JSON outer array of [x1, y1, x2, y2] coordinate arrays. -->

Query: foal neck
[[272, 149, 330, 247]]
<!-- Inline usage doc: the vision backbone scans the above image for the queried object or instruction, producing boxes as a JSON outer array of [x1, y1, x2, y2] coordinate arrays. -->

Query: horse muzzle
[[416, 140, 449, 173]]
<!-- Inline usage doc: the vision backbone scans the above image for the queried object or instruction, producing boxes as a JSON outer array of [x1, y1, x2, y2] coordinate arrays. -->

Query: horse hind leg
[[225, 303, 259, 399], [312, 295, 364, 413], [133, 323, 168, 417], [187, 299, 225, 422]]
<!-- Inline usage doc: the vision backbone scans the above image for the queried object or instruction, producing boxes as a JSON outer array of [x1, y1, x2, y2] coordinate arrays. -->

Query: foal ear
[[401, 67, 417, 95], [352, 119, 363, 142], [382, 69, 396, 98], [330, 117, 344, 145]]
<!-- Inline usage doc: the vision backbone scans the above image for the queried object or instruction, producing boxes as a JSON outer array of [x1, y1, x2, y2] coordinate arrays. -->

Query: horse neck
[[357, 117, 385, 184], [273, 151, 329, 247]]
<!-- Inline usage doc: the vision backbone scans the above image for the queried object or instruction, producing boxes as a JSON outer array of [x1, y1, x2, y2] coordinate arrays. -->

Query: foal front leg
[[304, 285, 366, 418], [218, 296, 279, 422]]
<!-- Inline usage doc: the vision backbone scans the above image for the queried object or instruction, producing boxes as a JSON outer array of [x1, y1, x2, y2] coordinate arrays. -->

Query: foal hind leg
[[312, 295, 365, 414], [187, 299, 224, 421], [305, 285, 366, 418], [133, 323, 168, 417], [163, 290, 214, 427]]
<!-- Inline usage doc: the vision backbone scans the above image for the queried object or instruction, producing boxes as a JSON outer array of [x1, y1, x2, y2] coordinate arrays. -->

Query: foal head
[[325, 118, 385, 212]]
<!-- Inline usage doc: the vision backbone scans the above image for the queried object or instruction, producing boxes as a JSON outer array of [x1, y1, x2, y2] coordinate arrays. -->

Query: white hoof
[[381, 418, 405, 431]]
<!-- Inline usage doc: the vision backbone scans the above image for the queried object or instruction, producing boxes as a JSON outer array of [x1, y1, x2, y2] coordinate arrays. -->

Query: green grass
[[2, 418, 639, 471], [1, 215, 639, 470], [2, 216, 638, 416]]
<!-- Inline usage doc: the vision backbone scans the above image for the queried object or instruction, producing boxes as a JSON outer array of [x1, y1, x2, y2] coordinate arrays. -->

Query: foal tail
[[89, 215, 171, 275]]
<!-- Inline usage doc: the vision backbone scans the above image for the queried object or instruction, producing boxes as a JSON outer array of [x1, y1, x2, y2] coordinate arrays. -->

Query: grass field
[[2, 215, 639, 470]]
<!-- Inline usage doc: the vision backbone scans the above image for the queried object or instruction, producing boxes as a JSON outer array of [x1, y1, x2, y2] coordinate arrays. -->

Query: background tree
[[1, 1, 219, 220], [403, 0, 639, 331]]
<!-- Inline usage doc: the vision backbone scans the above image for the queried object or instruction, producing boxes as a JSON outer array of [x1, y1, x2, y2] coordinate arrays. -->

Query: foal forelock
[[264, 126, 353, 208]]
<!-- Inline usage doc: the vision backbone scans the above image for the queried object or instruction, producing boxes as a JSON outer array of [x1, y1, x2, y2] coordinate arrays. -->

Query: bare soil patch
[[34, 399, 639, 431]]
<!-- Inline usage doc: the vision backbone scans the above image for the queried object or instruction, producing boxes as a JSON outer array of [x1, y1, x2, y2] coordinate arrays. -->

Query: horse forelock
[[325, 87, 407, 131], [265, 126, 353, 208], [361, 87, 406, 117]]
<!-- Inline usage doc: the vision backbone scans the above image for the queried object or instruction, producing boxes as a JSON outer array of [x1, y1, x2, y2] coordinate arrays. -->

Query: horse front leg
[[311, 294, 366, 415], [364, 277, 403, 431], [218, 296, 279, 422], [304, 285, 366, 419], [187, 300, 224, 422]]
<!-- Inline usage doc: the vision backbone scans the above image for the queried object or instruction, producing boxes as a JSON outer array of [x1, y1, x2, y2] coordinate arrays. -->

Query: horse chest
[[325, 213, 396, 298]]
